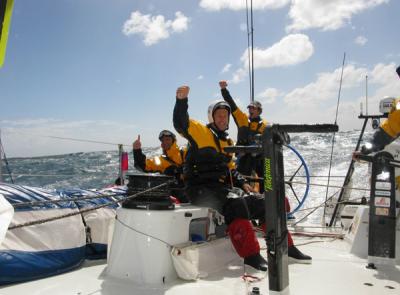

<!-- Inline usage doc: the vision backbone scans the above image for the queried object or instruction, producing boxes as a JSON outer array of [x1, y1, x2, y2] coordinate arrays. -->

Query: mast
[[365, 75, 368, 115], [250, 0, 254, 102], [246, 0, 255, 103]]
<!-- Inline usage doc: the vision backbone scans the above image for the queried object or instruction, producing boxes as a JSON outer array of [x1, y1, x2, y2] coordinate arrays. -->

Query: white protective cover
[[82, 208, 115, 245], [1, 208, 85, 251], [171, 238, 238, 280], [107, 206, 211, 284], [0, 194, 13, 247]]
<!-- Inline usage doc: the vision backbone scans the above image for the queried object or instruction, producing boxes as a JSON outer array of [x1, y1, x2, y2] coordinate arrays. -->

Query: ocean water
[[1, 131, 373, 223]]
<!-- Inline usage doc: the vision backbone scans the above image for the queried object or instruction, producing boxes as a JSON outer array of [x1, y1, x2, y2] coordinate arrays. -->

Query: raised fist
[[219, 80, 228, 89], [176, 86, 190, 100]]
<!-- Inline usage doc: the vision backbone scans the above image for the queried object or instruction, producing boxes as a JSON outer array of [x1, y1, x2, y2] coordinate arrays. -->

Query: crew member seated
[[219, 80, 311, 263], [173, 85, 311, 271], [133, 130, 187, 202]]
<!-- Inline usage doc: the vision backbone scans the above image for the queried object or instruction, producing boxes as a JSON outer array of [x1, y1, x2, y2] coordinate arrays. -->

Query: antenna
[[322, 52, 346, 226]]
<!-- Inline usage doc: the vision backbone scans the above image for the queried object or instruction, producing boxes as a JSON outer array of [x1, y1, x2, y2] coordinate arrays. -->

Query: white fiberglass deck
[[1, 234, 399, 295]]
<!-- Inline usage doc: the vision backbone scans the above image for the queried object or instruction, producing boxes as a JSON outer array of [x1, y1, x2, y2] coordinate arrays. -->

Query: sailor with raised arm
[[133, 130, 186, 177], [173, 85, 311, 270], [219, 81, 312, 263], [219, 80, 267, 191], [132, 131, 187, 202], [173, 85, 269, 271]]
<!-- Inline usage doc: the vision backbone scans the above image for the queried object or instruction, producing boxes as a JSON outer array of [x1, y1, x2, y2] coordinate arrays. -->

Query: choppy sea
[[1, 130, 374, 223]]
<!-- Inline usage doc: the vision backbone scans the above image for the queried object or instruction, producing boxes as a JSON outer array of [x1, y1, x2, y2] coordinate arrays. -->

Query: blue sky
[[1, 0, 400, 157]]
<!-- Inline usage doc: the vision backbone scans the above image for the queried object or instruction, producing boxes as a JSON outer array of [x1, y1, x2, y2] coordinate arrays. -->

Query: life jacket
[[181, 120, 235, 185], [380, 98, 400, 139], [220, 88, 267, 146], [134, 143, 186, 175], [231, 108, 267, 145], [162, 146, 186, 176]]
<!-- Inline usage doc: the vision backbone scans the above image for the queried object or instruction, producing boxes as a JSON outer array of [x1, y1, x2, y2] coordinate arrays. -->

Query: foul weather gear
[[174, 96, 265, 262], [133, 142, 185, 176], [362, 98, 400, 154], [174, 97, 244, 187], [221, 88, 267, 191], [228, 218, 260, 258], [221, 88, 267, 146]]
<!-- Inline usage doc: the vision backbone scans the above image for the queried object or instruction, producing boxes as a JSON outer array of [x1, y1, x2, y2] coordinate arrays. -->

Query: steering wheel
[[284, 144, 310, 216]]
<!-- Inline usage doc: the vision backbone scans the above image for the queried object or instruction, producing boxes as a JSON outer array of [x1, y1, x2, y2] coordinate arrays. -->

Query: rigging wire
[[322, 52, 346, 225], [3, 129, 131, 148], [0, 133, 14, 183], [46, 135, 131, 147]]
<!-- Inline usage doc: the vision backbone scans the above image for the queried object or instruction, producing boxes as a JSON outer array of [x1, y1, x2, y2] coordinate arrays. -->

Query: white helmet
[[379, 96, 396, 114], [207, 100, 231, 125]]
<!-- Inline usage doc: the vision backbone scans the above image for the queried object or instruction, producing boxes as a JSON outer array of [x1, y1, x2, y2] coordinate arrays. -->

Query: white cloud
[[171, 11, 190, 32], [200, 0, 289, 11], [367, 63, 400, 106], [221, 63, 232, 73], [250, 34, 314, 69], [232, 34, 313, 83], [287, 0, 389, 32], [257, 87, 283, 104], [284, 64, 367, 106], [277, 63, 400, 130], [354, 35, 368, 46], [122, 11, 189, 46], [232, 67, 247, 84], [197, 75, 204, 80]]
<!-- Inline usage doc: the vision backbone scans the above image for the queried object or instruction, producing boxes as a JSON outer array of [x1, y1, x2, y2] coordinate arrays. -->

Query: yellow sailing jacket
[[221, 88, 267, 145], [133, 143, 186, 176], [381, 99, 400, 138], [173, 98, 246, 187]]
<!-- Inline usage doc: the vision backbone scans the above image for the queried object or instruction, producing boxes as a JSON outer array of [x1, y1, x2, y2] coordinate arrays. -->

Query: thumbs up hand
[[133, 135, 141, 150]]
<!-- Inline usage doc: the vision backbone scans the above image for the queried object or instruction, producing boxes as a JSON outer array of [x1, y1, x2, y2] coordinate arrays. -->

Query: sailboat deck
[[1, 234, 399, 295]]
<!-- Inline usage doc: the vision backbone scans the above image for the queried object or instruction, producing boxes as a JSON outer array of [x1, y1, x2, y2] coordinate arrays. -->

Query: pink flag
[[121, 152, 128, 171]]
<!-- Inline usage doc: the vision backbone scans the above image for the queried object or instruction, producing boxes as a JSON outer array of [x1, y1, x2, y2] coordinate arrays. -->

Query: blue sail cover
[[0, 183, 126, 285]]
